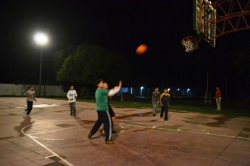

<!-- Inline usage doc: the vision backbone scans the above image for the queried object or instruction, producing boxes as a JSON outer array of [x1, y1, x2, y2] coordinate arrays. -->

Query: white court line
[[29, 126, 80, 136], [156, 127, 250, 140], [43, 138, 65, 141], [118, 122, 250, 140], [29, 124, 92, 136], [21, 124, 74, 166], [22, 118, 93, 141]]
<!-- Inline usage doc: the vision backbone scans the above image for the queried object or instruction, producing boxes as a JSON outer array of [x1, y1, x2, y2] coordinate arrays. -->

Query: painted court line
[[45, 155, 56, 159], [118, 122, 250, 141], [29, 126, 80, 136], [156, 127, 250, 140], [22, 118, 93, 141], [21, 124, 74, 166]]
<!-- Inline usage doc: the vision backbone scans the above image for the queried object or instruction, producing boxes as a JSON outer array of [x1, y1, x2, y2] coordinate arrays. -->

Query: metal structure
[[193, 0, 216, 47], [34, 32, 48, 96], [182, 0, 250, 52], [213, 0, 250, 37]]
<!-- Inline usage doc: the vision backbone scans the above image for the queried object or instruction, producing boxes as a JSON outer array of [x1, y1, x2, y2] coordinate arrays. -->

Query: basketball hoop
[[181, 36, 195, 53]]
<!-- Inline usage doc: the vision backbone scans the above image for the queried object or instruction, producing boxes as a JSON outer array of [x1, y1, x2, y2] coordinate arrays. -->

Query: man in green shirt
[[88, 79, 122, 144]]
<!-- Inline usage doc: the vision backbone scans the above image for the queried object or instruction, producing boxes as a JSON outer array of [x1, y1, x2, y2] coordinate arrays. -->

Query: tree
[[54, 45, 76, 72], [56, 43, 129, 88]]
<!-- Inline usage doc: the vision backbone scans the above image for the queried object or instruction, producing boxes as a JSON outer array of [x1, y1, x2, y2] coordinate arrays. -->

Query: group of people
[[151, 86, 223, 122], [23, 85, 80, 116], [23, 83, 222, 144], [23, 80, 121, 144], [152, 88, 171, 123]]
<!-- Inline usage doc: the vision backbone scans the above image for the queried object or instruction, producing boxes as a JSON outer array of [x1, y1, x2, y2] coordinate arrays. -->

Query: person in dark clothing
[[88, 80, 122, 144], [24, 85, 36, 115], [160, 88, 170, 123], [152, 87, 160, 116], [99, 82, 117, 135]]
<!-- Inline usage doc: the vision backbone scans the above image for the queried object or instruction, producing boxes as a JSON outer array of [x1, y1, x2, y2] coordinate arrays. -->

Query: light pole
[[34, 32, 48, 96]]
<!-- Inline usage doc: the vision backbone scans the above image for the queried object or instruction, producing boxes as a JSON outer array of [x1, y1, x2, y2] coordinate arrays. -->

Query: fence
[[0, 83, 66, 97]]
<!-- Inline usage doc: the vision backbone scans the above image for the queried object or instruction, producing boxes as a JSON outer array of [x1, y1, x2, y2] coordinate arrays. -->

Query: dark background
[[0, 0, 249, 98]]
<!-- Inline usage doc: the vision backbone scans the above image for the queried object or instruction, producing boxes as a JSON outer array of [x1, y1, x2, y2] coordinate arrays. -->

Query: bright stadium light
[[34, 32, 48, 46], [34, 32, 49, 96]]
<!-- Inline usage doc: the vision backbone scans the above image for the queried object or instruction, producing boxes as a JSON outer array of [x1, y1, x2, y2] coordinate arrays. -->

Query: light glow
[[34, 32, 49, 46]]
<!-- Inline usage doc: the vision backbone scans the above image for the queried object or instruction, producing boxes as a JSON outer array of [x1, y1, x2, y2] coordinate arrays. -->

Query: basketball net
[[181, 36, 195, 53]]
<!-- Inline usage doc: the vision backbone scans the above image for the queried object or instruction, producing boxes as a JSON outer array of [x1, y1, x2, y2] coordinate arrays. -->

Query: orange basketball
[[136, 44, 148, 55]]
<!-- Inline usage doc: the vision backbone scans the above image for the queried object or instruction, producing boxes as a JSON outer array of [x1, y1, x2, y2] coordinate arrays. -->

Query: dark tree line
[[54, 43, 130, 96]]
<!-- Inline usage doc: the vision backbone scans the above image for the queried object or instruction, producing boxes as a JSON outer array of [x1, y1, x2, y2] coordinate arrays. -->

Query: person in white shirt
[[67, 85, 77, 116], [24, 85, 36, 115]]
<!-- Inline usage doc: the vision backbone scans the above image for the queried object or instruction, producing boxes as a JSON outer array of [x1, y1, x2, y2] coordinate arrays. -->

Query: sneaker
[[88, 133, 92, 139], [105, 140, 114, 144]]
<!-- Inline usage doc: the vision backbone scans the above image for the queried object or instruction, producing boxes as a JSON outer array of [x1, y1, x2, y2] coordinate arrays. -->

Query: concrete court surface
[[0, 97, 250, 166]]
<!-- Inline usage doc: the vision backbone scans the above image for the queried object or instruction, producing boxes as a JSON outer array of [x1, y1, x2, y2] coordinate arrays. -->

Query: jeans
[[26, 101, 33, 115], [160, 106, 168, 121], [90, 111, 112, 141], [69, 102, 76, 115], [216, 97, 222, 111], [152, 102, 159, 116]]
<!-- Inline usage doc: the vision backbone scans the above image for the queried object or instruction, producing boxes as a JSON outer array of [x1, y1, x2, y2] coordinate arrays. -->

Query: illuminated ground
[[0, 97, 249, 166]]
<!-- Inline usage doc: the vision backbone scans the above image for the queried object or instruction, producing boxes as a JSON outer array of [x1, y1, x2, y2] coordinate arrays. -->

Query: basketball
[[136, 44, 148, 55]]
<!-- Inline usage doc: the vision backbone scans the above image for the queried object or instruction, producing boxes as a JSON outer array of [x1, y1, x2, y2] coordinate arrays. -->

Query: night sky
[[1, 0, 250, 97]]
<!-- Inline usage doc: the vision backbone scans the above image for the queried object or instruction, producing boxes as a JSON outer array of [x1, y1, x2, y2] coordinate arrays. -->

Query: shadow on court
[[14, 116, 34, 137]]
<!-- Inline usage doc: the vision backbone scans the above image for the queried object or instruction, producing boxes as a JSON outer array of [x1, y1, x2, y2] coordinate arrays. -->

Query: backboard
[[193, 0, 216, 47]]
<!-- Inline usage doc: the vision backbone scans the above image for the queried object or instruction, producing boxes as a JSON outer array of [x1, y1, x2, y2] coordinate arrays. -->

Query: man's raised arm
[[108, 80, 122, 97]]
